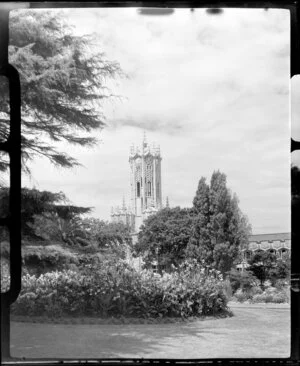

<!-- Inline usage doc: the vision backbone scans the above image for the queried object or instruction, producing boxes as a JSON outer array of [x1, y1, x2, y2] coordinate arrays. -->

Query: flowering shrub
[[251, 286, 290, 304], [233, 285, 290, 304], [12, 259, 229, 318]]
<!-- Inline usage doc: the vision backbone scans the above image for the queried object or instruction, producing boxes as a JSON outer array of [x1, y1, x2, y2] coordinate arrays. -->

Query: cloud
[[108, 115, 185, 134]]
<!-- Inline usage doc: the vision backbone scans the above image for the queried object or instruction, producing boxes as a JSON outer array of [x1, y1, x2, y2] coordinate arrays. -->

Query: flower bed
[[232, 285, 290, 304], [9, 260, 230, 318]]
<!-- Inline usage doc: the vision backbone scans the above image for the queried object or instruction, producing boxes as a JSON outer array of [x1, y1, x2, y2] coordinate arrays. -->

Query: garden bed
[[231, 285, 290, 304], [11, 309, 233, 325], [4, 260, 232, 320]]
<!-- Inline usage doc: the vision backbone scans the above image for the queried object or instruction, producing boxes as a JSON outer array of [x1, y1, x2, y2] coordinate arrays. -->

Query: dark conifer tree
[[0, 10, 124, 172]]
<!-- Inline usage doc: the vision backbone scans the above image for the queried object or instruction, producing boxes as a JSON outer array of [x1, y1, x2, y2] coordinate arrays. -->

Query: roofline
[[250, 232, 291, 236]]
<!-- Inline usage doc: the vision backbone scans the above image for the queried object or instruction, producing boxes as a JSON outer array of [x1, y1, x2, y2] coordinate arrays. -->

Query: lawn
[[10, 303, 290, 359]]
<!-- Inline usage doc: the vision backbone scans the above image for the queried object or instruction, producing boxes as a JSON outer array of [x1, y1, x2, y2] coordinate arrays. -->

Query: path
[[10, 305, 290, 359]]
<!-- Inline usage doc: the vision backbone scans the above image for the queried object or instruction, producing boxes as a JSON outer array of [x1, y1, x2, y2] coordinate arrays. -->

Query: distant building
[[237, 232, 291, 271], [110, 197, 135, 232], [111, 134, 163, 242]]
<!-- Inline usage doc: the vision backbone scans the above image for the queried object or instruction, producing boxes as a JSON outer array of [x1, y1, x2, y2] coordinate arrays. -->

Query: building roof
[[249, 233, 291, 243]]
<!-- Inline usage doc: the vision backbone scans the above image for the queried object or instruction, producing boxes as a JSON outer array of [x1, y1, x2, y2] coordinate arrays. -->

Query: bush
[[12, 259, 230, 318], [223, 278, 233, 299], [1, 259, 10, 292], [22, 245, 79, 275], [234, 288, 250, 302], [233, 285, 290, 304], [228, 269, 256, 293], [275, 279, 289, 290]]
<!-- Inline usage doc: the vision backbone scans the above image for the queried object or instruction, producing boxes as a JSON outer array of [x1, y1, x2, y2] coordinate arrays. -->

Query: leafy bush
[[233, 285, 289, 304], [1, 260, 10, 293], [251, 291, 288, 304], [275, 279, 289, 290], [228, 269, 257, 293], [12, 259, 230, 318], [0, 240, 10, 259], [22, 245, 79, 275], [223, 278, 233, 299], [234, 288, 251, 302]]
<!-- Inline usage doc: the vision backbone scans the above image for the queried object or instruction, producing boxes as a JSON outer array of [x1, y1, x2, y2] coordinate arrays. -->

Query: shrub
[[22, 245, 79, 275], [235, 286, 290, 304], [12, 259, 230, 318], [1, 259, 10, 292], [228, 269, 256, 293], [234, 288, 250, 302], [275, 279, 289, 290], [0, 240, 10, 259], [223, 278, 233, 299]]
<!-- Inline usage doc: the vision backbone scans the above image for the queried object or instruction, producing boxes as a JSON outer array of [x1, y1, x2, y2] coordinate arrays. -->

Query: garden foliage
[[136, 171, 251, 275], [136, 207, 194, 271], [233, 284, 289, 304], [10, 260, 229, 318]]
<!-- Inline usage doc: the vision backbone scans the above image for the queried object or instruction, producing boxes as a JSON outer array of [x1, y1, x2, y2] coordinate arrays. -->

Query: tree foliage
[[135, 207, 195, 271], [186, 177, 212, 262], [248, 251, 290, 288], [0, 10, 123, 172], [80, 218, 132, 259], [186, 170, 251, 274], [0, 187, 91, 245], [135, 171, 250, 274]]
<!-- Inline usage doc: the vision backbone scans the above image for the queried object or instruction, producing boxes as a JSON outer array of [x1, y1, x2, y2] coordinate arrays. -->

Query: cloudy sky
[[20, 7, 293, 234]]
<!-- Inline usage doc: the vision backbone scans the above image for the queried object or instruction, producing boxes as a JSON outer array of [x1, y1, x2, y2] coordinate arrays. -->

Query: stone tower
[[129, 133, 162, 233]]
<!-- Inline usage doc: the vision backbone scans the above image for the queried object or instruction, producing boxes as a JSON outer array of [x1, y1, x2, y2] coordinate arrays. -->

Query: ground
[[10, 303, 290, 359]]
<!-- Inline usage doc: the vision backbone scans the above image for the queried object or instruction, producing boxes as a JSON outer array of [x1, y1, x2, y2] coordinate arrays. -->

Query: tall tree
[[188, 171, 251, 274], [186, 177, 212, 262], [0, 10, 123, 172]]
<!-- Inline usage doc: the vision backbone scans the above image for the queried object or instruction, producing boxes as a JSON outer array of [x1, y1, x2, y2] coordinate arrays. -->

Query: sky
[[19, 7, 293, 234]]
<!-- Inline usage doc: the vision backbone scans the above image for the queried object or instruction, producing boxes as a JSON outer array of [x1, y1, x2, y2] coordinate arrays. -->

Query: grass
[[10, 305, 290, 359]]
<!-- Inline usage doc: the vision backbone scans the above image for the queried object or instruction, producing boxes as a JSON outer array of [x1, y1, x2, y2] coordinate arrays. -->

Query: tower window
[[137, 182, 140, 197], [148, 181, 151, 196]]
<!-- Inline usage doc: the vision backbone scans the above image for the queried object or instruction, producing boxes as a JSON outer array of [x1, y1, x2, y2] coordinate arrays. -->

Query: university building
[[111, 134, 163, 241], [237, 232, 291, 271]]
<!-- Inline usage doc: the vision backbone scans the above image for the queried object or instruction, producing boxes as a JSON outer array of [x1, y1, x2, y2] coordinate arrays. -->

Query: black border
[[0, 1, 299, 364]]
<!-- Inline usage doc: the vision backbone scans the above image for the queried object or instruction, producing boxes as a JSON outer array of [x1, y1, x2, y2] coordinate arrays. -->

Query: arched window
[[137, 182, 140, 197], [245, 251, 252, 260]]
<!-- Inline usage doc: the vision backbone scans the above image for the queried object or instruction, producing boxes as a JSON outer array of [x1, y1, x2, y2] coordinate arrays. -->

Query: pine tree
[[0, 10, 124, 172]]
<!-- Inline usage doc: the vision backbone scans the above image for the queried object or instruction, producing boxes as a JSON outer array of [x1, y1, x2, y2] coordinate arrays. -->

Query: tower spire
[[166, 196, 170, 208], [143, 131, 147, 149], [122, 195, 126, 211]]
